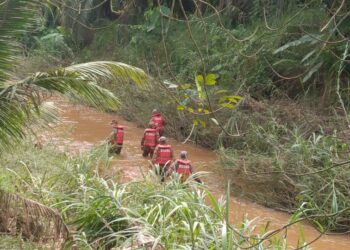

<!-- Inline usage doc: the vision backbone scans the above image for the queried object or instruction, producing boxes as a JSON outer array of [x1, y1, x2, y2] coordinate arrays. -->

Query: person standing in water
[[141, 122, 159, 157], [169, 151, 201, 183], [108, 120, 124, 154], [149, 109, 166, 136], [152, 136, 174, 181]]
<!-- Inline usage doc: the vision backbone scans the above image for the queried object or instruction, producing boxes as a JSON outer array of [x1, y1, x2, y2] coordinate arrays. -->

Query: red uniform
[[174, 159, 192, 182], [143, 128, 158, 147], [155, 145, 173, 166], [152, 144, 173, 182], [110, 125, 124, 154], [113, 125, 124, 145], [154, 144, 173, 165], [150, 113, 166, 136], [175, 160, 192, 175], [141, 128, 159, 157]]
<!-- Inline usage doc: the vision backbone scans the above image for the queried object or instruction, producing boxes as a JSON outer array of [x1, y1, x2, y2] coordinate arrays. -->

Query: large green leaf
[[0, 0, 34, 84], [0, 61, 149, 151], [273, 35, 320, 54]]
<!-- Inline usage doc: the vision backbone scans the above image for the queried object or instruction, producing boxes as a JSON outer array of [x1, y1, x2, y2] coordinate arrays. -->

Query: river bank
[[54, 99, 350, 249]]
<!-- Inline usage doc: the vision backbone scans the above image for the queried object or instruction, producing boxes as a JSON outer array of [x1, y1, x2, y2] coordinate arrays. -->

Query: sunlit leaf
[[177, 105, 186, 111], [215, 89, 228, 94], [288, 211, 303, 223], [195, 75, 205, 100], [219, 95, 242, 104], [313, 220, 324, 232], [232, 95, 242, 100], [221, 103, 235, 109], [205, 73, 216, 85], [195, 74, 204, 84]]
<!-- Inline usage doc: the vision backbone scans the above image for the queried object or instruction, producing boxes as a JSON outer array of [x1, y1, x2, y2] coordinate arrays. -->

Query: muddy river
[[51, 101, 349, 250]]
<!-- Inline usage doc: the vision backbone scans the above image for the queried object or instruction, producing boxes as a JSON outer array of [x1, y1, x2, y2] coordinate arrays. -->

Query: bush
[[218, 104, 350, 232]]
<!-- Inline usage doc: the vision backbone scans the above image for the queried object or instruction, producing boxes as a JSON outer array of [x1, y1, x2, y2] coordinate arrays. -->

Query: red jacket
[[112, 125, 124, 145], [150, 113, 166, 130], [153, 144, 173, 165], [174, 159, 192, 176], [142, 128, 158, 147]]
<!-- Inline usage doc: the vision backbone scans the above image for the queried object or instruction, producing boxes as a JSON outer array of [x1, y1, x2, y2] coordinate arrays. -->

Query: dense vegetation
[[49, 0, 349, 233], [1, 142, 302, 249], [0, 0, 349, 249]]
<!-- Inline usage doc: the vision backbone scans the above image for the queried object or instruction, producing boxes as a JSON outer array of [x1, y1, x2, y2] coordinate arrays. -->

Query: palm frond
[[0, 0, 36, 84], [65, 61, 149, 85], [0, 189, 69, 247], [0, 60, 149, 151], [0, 98, 58, 152], [27, 70, 121, 111]]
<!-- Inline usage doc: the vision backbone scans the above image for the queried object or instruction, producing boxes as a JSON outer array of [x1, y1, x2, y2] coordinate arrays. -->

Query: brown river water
[[49, 100, 349, 250]]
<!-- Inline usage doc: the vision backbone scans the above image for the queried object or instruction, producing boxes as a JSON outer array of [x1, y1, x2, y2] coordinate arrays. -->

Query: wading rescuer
[[169, 151, 202, 183], [108, 120, 124, 154], [141, 122, 159, 157], [149, 109, 166, 136], [152, 136, 174, 181]]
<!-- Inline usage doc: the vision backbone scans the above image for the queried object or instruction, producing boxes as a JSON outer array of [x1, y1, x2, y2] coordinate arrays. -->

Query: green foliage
[[35, 31, 74, 59], [6, 0, 350, 236], [0, 141, 111, 197], [144, 5, 171, 32], [0, 0, 151, 153], [0, 0, 34, 83], [0, 140, 302, 249], [218, 105, 350, 232], [74, 2, 350, 232], [0, 140, 112, 247], [0, 60, 148, 152], [0, 236, 41, 250], [58, 172, 292, 249], [76, 1, 349, 105]]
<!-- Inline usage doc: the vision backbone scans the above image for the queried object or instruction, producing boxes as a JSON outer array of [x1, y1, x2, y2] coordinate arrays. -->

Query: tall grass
[[0, 140, 306, 249], [56, 172, 306, 249], [218, 106, 350, 232]]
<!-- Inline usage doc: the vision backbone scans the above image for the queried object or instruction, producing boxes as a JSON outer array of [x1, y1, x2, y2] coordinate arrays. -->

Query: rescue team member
[[108, 120, 124, 154], [141, 122, 159, 158], [149, 109, 166, 136], [169, 151, 202, 183], [152, 136, 174, 181]]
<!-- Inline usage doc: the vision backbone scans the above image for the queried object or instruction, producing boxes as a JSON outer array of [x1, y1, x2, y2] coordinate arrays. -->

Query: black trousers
[[142, 146, 155, 158], [110, 144, 122, 154]]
